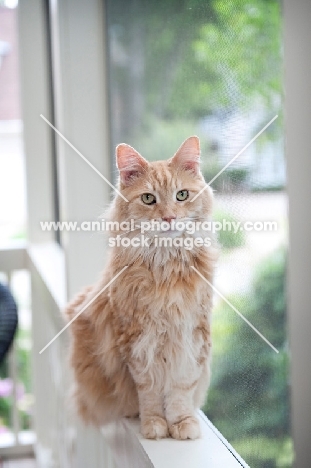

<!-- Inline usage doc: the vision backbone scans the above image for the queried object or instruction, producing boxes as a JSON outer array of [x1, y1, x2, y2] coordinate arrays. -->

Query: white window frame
[[284, 1, 311, 467]]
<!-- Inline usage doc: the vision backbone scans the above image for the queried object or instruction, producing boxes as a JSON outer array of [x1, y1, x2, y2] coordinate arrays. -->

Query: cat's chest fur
[[112, 265, 211, 383]]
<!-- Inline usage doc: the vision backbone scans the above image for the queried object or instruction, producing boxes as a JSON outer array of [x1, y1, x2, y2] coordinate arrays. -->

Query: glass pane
[[106, 1, 291, 466]]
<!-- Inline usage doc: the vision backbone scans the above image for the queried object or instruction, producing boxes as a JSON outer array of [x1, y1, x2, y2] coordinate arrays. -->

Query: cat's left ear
[[169, 136, 201, 174], [116, 143, 148, 186]]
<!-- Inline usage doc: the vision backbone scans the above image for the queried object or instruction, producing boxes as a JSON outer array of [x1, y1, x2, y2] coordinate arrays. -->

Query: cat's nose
[[162, 216, 176, 223]]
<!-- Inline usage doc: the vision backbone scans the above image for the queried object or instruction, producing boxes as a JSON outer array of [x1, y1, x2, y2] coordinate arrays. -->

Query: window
[[106, 1, 290, 466]]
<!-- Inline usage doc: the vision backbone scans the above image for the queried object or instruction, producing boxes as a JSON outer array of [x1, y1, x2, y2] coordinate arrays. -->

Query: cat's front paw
[[169, 416, 201, 440], [141, 416, 169, 439]]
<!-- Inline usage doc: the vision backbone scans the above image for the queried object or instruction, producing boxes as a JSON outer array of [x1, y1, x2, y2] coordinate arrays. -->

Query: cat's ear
[[116, 144, 148, 186], [169, 136, 200, 174]]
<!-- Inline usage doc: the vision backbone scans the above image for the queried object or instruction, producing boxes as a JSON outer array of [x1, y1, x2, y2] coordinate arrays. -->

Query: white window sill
[[101, 410, 248, 468]]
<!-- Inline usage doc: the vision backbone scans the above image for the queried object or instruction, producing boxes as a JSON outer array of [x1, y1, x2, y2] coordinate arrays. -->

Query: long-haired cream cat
[[65, 136, 217, 440]]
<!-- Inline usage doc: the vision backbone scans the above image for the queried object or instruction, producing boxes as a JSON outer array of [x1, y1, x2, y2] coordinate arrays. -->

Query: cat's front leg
[[136, 382, 169, 439], [165, 383, 201, 440]]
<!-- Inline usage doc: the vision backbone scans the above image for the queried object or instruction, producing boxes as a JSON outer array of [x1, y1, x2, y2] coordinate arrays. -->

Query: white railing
[[0, 242, 247, 467]]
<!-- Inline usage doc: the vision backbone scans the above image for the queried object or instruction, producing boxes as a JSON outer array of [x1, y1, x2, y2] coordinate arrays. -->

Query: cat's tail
[[63, 285, 93, 322]]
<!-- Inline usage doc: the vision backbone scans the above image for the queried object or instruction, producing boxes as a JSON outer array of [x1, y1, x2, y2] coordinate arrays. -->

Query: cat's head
[[115, 136, 212, 224], [109, 136, 214, 260]]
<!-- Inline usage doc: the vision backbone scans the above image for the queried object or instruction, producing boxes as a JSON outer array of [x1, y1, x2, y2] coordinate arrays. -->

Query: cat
[[65, 136, 218, 440]]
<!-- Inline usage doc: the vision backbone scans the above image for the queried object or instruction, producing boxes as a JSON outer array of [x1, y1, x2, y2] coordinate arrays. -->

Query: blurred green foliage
[[108, 0, 282, 149], [194, 0, 282, 110], [0, 328, 32, 430], [130, 118, 200, 161], [226, 168, 250, 187], [206, 248, 292, 467], [213, 209, 245, 249]]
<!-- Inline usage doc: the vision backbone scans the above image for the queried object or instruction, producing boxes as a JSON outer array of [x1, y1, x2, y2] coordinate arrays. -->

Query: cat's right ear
[[116, 144, 148, 186]]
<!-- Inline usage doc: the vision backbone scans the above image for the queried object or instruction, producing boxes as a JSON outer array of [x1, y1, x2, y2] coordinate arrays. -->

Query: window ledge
[[101, 410, 249, 468]]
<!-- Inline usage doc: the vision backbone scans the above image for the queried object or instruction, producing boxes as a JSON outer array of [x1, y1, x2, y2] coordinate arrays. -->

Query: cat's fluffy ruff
[[65, 136, 218, 439]]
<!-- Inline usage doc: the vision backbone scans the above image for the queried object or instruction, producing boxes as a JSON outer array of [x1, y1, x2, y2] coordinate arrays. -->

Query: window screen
[[106, 1, 291, 466]]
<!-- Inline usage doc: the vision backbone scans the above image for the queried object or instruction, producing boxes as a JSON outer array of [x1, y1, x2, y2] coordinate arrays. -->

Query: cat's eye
[[141, 193, 156, 205], [176, 190, 189, 201]]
